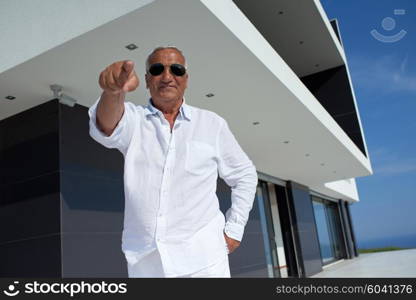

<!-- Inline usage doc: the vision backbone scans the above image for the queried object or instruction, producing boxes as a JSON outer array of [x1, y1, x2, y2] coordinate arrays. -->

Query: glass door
[[326, 202, 346, 259], [312, 196, 346, 264], [267, 183, 288, 277], [313, 200, 335, 263], [256, 181, 280, 277]]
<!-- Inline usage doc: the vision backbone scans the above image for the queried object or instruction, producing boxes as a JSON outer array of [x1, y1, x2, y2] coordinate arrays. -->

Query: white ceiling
[[0, 0, 372, 195], [0, 0, 154, 74], [233, 0, 345, 77]]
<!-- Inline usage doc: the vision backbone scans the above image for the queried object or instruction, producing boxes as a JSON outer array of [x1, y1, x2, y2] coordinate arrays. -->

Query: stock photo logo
[[370, 9, 407, 43], [3, 281, 20, 297]]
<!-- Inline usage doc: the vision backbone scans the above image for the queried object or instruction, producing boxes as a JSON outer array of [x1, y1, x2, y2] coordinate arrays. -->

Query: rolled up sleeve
[[216, 118, 258, 241], [88, 98, 137, 155]]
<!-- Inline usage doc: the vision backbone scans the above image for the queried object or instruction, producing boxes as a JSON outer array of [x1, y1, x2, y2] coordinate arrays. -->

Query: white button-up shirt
[[88, 98, 258, 276]]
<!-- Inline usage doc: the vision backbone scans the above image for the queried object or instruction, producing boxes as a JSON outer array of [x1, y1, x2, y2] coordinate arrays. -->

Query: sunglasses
[[148, 63, 187, 77]]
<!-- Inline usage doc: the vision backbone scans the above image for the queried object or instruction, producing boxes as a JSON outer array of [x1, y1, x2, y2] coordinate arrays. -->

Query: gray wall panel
[[0, 235, 61, 277], [60, 102, 126, 277], [0, 100, 61, 276], [340, 201, 355, 258], [217, 178, 269, 277], [61, 233, 126, 277], [287, 181, 322, 277]]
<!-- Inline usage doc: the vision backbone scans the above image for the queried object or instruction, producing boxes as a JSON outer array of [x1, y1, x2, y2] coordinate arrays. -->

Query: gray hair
[[145, 46, 187, 73]]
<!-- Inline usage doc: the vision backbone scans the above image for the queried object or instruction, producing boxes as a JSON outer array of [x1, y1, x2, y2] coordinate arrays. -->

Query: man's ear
[[184, 73, 189, 89], [145, 73, 149, 89]]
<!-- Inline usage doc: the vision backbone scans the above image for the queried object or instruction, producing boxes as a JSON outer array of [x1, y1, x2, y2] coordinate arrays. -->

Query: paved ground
[[312, 248, 416, 277]]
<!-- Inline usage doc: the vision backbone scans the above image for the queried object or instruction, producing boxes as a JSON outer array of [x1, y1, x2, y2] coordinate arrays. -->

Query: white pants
[[127, 249, 231, 278]]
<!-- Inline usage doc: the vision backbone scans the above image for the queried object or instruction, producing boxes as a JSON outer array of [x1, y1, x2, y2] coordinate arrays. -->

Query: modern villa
[[0, 0, 372, 277]]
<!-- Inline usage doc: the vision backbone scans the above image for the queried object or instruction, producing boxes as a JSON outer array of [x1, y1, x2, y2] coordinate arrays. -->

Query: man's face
[[145, 49, 188, 104]]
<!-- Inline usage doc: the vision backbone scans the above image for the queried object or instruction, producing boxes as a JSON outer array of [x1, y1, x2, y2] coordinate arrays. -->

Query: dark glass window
[[312, 196, 345, 264]]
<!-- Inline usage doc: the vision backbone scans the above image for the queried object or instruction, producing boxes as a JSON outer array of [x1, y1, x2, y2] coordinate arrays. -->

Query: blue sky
[[320, 0, 416, 248]]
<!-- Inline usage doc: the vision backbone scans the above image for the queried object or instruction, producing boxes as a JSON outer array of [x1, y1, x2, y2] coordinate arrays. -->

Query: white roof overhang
[[0, 0, 372, 198]]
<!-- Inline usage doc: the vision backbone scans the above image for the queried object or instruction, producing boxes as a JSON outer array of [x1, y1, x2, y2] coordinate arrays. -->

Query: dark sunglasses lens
[[170, 64, 186, 76], [149, 63, 164, 76]]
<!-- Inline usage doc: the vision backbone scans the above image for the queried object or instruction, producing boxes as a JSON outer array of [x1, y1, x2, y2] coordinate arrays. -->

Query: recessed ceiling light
[[253, 121, 260, 125], [206, 93, 215, 98], [125, 43, 138, 50], [5, 95, 15, 100], [283, 141, 290, 144]]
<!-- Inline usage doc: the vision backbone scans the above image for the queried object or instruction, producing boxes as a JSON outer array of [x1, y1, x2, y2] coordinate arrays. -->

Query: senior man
[[88, 46, 258, 278]]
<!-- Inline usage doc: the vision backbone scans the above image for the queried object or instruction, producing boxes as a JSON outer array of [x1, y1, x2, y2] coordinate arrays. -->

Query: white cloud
[[369, 146, 416, 176], [400, 54, 408, 73], [370, 146, 398, 161], [349, 54, 416, 93], [374, 160, 416, 176]]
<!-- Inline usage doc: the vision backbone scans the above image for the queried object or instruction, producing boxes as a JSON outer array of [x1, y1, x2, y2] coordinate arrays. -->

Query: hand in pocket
[[223, 232, 240, 254]]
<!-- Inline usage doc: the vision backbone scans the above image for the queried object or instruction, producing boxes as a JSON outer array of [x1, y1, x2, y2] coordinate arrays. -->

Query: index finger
[[122, 60, 134, 75], [118, 60, 135, 86]]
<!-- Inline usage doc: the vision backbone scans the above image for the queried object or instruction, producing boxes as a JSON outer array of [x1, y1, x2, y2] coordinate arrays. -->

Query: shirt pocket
[[185, 141, 216, 175]]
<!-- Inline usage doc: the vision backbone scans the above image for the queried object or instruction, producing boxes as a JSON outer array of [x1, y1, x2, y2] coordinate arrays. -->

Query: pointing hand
[[99, 60, 139, 95]]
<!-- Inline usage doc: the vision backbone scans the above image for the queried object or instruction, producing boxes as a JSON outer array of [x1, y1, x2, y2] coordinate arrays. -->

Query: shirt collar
[[144, 98, 191, 121]]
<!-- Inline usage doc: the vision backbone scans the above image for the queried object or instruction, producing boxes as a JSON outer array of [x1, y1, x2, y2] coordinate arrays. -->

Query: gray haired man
[[88, 46, 258, 277]]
